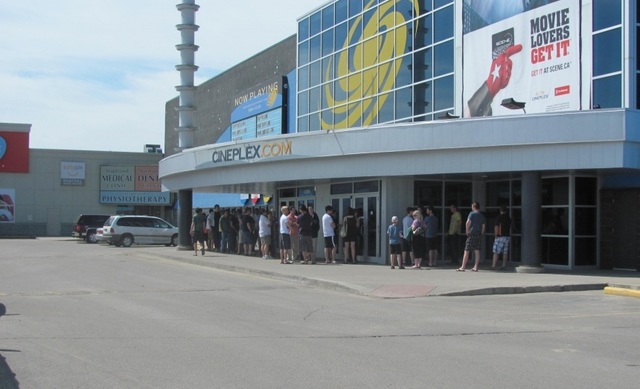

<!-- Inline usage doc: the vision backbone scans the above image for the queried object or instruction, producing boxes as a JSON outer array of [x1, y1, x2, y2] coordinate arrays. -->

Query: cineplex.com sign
[[212, 140, 292, 164]]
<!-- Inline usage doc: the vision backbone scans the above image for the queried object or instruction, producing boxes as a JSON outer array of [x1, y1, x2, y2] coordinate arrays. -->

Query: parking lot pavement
[[152, 248, 640, 298]]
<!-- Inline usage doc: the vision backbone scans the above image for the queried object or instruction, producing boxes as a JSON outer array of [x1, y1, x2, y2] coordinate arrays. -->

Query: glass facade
[[297, 0, 455, 131], [592, 0, 623, 108]]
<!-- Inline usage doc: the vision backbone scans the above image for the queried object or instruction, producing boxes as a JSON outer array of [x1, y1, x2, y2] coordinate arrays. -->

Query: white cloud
[[0, 0, 329, 151]]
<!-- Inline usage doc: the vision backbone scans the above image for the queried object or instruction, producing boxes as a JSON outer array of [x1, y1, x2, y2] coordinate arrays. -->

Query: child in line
[[387, 216, 404, 269]]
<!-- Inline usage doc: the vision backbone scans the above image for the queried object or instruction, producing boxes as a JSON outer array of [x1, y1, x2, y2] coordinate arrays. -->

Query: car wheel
[[85, 230, 97, 244], [120, 234, 134, 248], [171, 234, 179, 247]]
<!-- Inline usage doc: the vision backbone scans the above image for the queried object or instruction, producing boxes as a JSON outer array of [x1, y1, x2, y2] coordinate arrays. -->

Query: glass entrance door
[[331, 194, 380, 263]]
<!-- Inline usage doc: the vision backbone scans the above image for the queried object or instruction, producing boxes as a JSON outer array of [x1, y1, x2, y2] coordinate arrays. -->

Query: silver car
[[102, 215, 179, 247]]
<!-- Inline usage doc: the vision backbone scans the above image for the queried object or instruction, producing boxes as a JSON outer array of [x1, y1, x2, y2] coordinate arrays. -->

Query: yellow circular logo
[[322, 0, 419, 129]]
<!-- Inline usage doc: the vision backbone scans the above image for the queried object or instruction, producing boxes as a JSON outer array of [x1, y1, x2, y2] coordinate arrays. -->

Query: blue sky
[[0, 0, 329, 152]]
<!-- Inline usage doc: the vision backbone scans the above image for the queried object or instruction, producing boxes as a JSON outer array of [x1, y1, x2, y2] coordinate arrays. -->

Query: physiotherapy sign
[[99, 165, 169, 205]]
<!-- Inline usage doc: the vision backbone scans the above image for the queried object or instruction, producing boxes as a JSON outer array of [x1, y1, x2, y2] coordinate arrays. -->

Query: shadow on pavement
[[0, 303, 20, 388]]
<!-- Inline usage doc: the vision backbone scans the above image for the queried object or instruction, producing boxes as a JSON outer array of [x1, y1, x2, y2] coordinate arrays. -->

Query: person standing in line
[[219, 208, 231, 253], [288, 206, 301, 262], [457, 201, 486, 272], [259, 209, 272, 259], [211, 204, 221, 251], [206, 208, 215, 251], [228, 209, 239, 254], [342, 207, 358, 264], [410, 209, 426, 269], [239, 207, 256, 256], [308, 205, 320, 264], [491, 206, 512, 270], [279, 206, 293, 264], [322, 205, 337, 264], [448, 203, 463, 266], [297, 204, 315, 264], [190, 207, 207, 256], [401, 207, 415, 267], [424, 206, 439, 267], [387, 216, 404, 269]]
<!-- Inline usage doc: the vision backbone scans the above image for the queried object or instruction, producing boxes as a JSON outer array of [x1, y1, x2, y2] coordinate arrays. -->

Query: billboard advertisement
[[0, 189, 15, 223], [463, 0, 580, 117], [0, 130, 29, 173]]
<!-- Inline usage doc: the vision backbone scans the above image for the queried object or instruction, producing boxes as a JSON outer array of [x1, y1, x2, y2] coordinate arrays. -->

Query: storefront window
[[575, 177, 597, 205], [415, 181, 442, 206], [354, 180, 379, 193], [331, 182, 352, 195], [542, 237, 568, 265], [542, 178, 568, 205], [486, 181, 510, 207]]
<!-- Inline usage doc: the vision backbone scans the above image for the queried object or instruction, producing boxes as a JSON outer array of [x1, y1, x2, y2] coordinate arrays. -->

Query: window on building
[[592, 0, 621, 31]]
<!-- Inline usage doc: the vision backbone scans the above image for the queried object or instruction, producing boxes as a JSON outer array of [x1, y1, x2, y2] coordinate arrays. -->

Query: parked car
[[101, 215, 179, 247], [72, 214, 111, 243]]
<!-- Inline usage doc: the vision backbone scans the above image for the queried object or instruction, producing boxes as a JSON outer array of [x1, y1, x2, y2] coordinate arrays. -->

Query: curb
[[154, 252, 619, 299], [603, 286, 640, 298]]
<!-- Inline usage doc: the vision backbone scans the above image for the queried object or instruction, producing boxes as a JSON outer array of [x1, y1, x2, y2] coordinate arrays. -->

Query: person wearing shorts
[[492, 206, 512, 270], [279, 206, 292, 264], [457, 201, 486, 272], [387, 216, 404, 269], [322, 205, 336, 264]]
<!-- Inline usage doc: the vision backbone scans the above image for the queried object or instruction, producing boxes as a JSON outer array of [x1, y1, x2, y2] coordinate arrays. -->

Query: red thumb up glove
[[486, 44, 522, 97]]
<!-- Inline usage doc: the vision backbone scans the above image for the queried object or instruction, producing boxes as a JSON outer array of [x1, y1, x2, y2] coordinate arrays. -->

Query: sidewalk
[[154, 249, 640, 299]]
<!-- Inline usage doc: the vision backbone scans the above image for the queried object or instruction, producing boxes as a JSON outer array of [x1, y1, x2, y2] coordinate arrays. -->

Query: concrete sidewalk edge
[[158, 253, 629, 298]]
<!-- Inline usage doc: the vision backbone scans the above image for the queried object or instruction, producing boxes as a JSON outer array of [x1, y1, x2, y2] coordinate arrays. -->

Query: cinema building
[[160, 0, 640, 271]]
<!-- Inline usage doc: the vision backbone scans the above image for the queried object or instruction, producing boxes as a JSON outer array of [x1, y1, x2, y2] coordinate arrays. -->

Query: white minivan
[[102, 215, 179, 247]]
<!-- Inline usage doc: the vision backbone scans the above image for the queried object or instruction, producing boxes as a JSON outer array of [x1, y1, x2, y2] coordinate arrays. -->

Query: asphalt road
[[1, 239, 639, 388]]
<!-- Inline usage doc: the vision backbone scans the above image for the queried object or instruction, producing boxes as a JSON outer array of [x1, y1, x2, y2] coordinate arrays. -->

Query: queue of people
[[192, 201, 512, 271], [389, 202, 512, 271]]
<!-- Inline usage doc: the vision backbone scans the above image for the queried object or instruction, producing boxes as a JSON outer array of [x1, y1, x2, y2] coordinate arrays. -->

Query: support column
[[177, 189, 193, 251], [518, 171, 544, 272]]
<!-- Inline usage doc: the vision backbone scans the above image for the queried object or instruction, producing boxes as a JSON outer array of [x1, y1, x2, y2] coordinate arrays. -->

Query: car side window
[[140, 218, 154, 228]]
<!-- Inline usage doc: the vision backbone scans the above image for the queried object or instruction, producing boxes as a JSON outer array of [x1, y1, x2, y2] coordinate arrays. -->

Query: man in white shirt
[[322, 205, 336, 264], [279, 206, 292, 264], [258, 209, 272, 259]]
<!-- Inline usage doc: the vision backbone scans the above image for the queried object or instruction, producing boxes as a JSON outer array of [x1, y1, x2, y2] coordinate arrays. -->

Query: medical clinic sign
[[99, 165, 170, 205]]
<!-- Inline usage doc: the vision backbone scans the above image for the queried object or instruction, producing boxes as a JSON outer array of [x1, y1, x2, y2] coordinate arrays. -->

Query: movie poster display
[[463, 0, 580, 117]]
